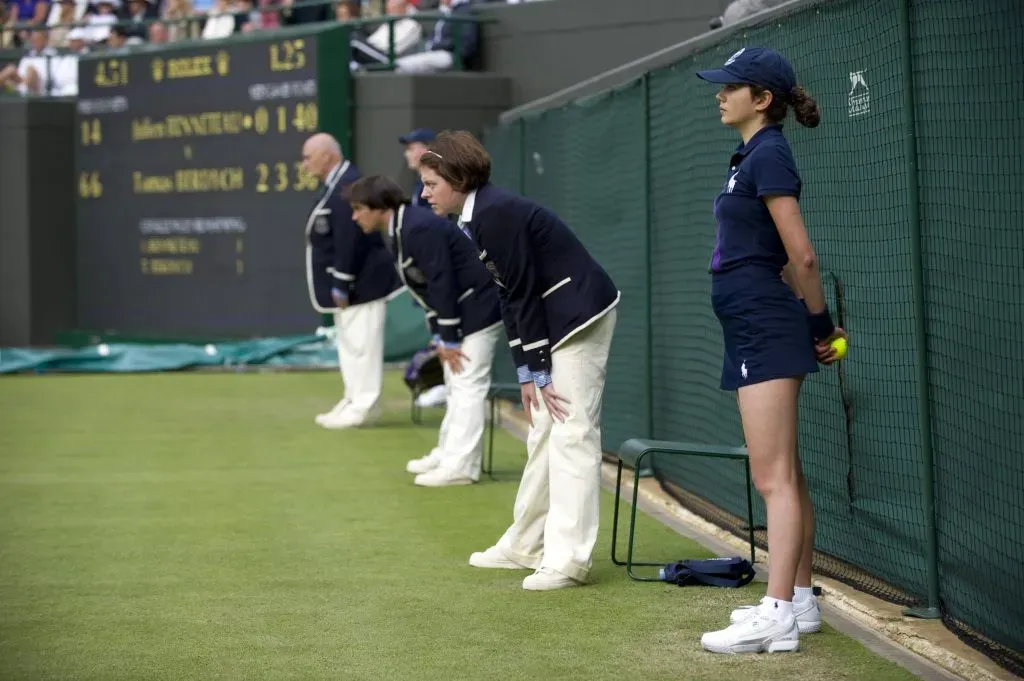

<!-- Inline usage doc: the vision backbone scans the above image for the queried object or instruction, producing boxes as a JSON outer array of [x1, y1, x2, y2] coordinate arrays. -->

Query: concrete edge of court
[[492, 400, 1016, 681]]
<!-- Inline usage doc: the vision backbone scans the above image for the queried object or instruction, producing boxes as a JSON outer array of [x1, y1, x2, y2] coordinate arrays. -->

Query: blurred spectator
[[234, 0, 255, 32], [255, 0, 277, 30], [13, 0, 49, 29], [709, 0, 789, 29], [334, 0, 357, 21], [46, 0, 79, 47], [351, 0, 421, 66], [279, 0, 330, 27], [161, 0, 195, 42], [121, 0, 157, 41], [44, 0, 85, 26], [200, 0, 236, 38], [147, 18, 167, 41], [84, 0, 119, 44], [105, 21, 130, 49], [394, 0, 476, 74], [371, 0, 421, 51], [0, 27, 54, 93], [5, 0, 48, 47], [47, 24, 84, 94]]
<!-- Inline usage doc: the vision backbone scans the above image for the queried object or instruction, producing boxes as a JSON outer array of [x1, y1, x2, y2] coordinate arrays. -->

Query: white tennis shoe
[[730, 595, 821, 633], [468, 547, 529, 570], [702, 606, 800, 654], [406, 453, 441, 474]]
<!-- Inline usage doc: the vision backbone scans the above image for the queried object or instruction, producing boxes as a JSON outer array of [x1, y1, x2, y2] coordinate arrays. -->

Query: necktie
[[458, 219, 473, 241]]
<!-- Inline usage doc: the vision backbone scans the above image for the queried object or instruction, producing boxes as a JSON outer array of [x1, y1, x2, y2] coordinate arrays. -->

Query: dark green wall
[[0, 98, 78, 346]]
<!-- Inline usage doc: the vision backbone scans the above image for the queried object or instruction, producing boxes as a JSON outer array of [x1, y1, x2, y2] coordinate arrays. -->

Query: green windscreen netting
[[521, 85, 650, 448], [912, 0, 1024, 670], [483, 0, 1024, 673]]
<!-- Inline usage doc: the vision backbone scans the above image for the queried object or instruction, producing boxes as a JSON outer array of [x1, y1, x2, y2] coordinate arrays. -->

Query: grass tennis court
[[0, 372, 920, 680]]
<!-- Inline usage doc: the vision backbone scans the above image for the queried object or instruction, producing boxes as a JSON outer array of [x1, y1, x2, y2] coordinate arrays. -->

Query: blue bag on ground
[[659, 557, 756, 588]]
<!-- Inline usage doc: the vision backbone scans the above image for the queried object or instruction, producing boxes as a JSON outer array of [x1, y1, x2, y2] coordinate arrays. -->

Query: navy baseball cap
[[399, 128, 436, 145], [696, 47, 796, 96]]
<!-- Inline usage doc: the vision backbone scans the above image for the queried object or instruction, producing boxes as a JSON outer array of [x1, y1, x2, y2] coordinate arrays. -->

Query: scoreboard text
[[75, 33, 340, 337]]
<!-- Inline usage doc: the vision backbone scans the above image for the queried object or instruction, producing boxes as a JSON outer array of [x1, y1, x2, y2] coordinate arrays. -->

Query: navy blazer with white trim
[[391, 203, 501, 344], [461, 183, 620, 373], [305, 161, 401, 312]]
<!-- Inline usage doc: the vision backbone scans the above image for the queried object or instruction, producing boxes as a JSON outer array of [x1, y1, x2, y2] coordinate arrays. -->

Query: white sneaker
[[315, 398, 350, 424], [415, 384, 448, 408], [317, 411, 365, 430], [731, 596, 821, 633], [414, 469, 475, 487], [522, 567, 581, 591], [406, 455, 441, 475], [469, 547, 529, 570], [702, 607, 800, 654]]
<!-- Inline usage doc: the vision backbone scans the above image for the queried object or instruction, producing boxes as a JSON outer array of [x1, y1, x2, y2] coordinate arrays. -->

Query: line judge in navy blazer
[[347, 175, 504, 487], [301, 133, 402, 430], [419, 130, 620, 592]]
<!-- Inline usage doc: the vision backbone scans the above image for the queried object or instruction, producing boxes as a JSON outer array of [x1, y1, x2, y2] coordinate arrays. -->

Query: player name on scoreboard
[[132, 168, 245, 194], [129, 162, 319, 195], [129, 101, 318, 141]]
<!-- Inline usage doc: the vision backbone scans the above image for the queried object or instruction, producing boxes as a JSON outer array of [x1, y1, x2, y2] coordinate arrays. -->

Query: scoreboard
[[75, 26, 351, 338]]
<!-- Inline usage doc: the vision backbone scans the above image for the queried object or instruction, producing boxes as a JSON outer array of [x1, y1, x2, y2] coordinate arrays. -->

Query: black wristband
[[808, 308, 835, 341]]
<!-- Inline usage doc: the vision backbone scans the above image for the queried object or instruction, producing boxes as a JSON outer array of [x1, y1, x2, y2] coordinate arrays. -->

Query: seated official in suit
[[394, 0, 479, 74], [347, 174, 504, 487], [418, 131, 620, 591], [300, 133, 403, 429]]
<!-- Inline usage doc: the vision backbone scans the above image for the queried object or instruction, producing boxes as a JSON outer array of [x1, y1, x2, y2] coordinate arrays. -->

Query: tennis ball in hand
[[830, 337, 848, 360]]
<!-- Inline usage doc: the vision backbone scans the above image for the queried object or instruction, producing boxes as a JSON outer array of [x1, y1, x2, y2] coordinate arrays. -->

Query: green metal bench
[[483, 382, 522, 478], [611, 438, 757, 581]]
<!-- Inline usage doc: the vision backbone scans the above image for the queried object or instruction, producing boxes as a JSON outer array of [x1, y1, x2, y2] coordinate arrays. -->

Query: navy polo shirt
[[710, 125, 802, 275]]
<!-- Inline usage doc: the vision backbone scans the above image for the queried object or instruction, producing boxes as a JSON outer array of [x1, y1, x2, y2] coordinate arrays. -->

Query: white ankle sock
[[761, 597, 794, 620], [793, 586, 815, 602]]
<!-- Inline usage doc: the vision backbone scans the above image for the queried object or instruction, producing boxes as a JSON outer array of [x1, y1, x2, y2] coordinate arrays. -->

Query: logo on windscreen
[[848, 70, 870, 117]]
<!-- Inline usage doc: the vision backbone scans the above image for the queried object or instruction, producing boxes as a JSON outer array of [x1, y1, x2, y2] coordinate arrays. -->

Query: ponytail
[[751, 84, 820, 128], [789, 85, 821, 128]]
